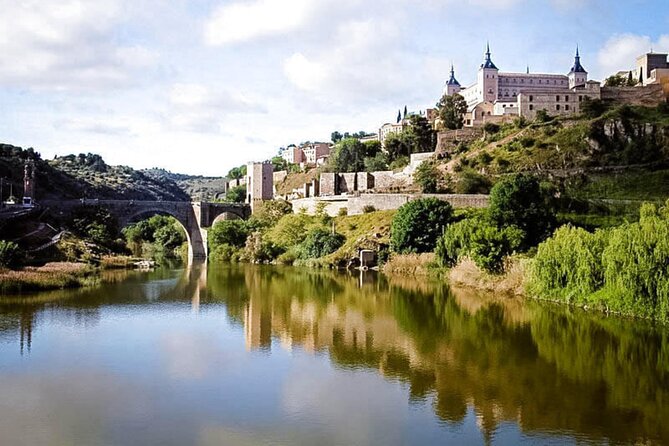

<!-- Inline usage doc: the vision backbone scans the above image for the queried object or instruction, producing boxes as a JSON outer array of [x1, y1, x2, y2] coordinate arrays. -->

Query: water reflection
[[0, 264, 667, 445]]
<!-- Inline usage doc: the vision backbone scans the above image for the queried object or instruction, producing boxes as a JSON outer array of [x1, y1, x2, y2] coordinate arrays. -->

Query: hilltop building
[[445, 44, 602, 125], [617, 52, 669, 87]]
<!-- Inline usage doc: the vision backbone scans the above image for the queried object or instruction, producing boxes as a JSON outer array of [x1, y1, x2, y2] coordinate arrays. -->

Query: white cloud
[[203, 0, 314, 46], [0, 0, 157, 90], [164, 83, 267, 132], [597, 33, 669, 77]]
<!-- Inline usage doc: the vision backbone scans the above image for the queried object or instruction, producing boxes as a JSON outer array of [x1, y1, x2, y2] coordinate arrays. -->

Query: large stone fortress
[[447, 44, 602, 125]]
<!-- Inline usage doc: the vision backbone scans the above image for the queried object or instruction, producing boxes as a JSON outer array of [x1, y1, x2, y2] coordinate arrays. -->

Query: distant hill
[[142, 168, 228, 201], [0, 145, 190, 202]]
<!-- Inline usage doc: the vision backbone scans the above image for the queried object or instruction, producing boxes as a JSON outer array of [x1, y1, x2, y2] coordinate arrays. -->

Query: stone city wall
[[601, 85, 666, 107], [291, 193, 489, 216]]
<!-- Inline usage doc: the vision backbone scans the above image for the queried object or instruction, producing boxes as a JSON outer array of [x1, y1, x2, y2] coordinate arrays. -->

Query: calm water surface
[[0, 264, 667, 445]]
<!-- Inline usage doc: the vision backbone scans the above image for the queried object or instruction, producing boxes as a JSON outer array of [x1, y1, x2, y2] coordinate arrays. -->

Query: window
[[579, 95, 583, 102], [556, 95, 560, 101], [565, 104, 570, 111], [529, 104, 534, 111], [565, 96, 569, 102], [556, 104, 561, 111], [529, 95, 534, 102]]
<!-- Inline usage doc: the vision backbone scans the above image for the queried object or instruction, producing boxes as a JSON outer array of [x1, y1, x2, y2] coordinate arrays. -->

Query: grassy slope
[[322, 210, 395, 265]]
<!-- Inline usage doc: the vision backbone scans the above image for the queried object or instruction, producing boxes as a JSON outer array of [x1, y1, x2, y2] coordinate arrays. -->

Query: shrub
[[391, 198, 454, 254], [362, 205, 377, 213], [210, 244, 241, 262], [337, 207, 348, 217], [454, 169, 491, 194], [488, 174, 556, 249], [226, 185, 247, 203], [253, 200, 293, 226], [436, 217, 524, 273], [265, 213, 321, 250], [483, 122, 500, 134], [297, 228, 345, 259], [413, 159, 439, 193], [0, 240, 20, 268], [243, 231, 283, 263], [535, 109, 552, 123], [208, 220, 250, 249]]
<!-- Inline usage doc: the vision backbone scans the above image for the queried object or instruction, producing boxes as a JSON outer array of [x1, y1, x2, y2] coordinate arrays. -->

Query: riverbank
[[0, 256, 144, 294]]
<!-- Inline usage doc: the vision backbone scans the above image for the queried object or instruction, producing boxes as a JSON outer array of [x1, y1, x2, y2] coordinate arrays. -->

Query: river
[[0, 263, 667, 445]]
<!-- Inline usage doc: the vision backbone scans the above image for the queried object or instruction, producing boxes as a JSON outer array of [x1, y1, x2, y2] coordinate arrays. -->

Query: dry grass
[[381, 253, 437, 276], [447, 256, 528, 296], [0, 262, 96, 294], [100, 255, 135, 269]]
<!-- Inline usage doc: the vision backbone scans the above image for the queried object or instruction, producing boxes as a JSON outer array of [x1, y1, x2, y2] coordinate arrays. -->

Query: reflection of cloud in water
[[143, 278, 179, 301], [280, 358, 408, 445], [0, 371, 152, 446], [160, 331, 225, 380]]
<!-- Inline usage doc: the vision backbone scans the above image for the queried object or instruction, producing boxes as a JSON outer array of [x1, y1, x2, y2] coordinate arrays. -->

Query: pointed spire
[[526, 65, 530, 74], [570, 45, 587, 74], [447, 63, 460, 86], [481, 42, 497, 69]]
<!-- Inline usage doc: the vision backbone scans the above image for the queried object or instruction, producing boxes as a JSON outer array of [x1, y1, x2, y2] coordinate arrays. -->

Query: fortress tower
[[477, 43, 499, 103], [246, 162, 273, 213], [568, 46, 588, 88], [22, 161, 36, 206], [445, 64, 461, 96]]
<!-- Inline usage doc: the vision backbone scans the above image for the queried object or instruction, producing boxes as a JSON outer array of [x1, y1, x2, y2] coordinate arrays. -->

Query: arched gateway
[[42, 200, 251, 260]]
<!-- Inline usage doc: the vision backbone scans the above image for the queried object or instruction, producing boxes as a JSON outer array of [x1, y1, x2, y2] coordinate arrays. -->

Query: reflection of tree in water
[[210, 265, 669, 445]]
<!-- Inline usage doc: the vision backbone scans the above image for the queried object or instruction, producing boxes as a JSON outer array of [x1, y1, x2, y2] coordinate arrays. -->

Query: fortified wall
[[601, 85, 667, 107], [292, 193, 489, 216]]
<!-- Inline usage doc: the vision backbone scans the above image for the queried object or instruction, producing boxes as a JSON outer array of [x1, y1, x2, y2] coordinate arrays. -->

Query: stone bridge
[[42, 200, 251, 260]]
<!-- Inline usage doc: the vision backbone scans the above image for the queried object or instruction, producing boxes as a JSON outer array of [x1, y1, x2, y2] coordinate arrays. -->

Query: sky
[[1, 0, 668, 176]]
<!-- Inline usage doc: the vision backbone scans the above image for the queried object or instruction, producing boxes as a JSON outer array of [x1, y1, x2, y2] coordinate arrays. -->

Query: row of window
[[528, 95, 586, 102], [501, 78, 566, 85], [528, 104, 571, 111]]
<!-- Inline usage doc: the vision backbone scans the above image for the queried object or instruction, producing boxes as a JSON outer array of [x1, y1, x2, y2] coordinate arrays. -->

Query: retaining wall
[[291, 193, 489, 216]]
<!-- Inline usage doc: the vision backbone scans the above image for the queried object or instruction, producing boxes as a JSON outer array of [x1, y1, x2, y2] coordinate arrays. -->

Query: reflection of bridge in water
[[42, 200, 251, 259]]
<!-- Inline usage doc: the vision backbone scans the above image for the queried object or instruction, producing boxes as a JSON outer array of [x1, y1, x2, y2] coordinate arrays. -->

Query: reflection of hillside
[[0, 263, 208, 353], [212, 265, 669, 445]]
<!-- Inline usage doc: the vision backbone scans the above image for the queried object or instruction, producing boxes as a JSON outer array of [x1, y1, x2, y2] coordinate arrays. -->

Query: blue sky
[[1, 0, 667, 175]]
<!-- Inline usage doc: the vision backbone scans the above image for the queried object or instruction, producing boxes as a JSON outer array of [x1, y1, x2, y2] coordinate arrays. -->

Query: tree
[[326, 138, 366, 172], [384, 133, 411, 162], [209, 220, 250, 249], [364, 152, 389, 172], [331, 131, 343, 143], [227, 165, 247, 180], [403, 105, 408, 119], [362, 140, 382, 158], [488, 174, 556, 249], [270, 156, 288, 172], [391, 198, 454, 253], [405, 115, 436, 153], [396, 109, 402, 123], [604, 74, 627, 87], [297, 228, 345, 259], [436, 93, 467, 130], [226, 185, 247, 203], [413, 160, 440, 193]]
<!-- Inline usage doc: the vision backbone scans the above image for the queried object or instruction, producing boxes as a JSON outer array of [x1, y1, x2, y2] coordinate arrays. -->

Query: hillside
[[436, 103, 669, 198], [142, 168, 228, 201], [0, 145, 190, 202]]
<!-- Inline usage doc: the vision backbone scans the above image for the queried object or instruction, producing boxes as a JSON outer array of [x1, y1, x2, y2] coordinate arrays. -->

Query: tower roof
[[447, 64, 460, 86], [569, 46, 587, 74], [481, 42, 498, 70]]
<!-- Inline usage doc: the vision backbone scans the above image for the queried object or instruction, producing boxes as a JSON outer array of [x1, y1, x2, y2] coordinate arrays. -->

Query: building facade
[[246, 162, 273, 212], [445, 44, 602, 125], [281, 145, 305, 164], [301, 143, 331, 165]]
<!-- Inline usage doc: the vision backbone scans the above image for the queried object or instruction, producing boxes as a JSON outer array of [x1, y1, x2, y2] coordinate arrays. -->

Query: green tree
[[297, 228, 345, 259], [364, 152, 389, 172], [209, 220, 251, 249], [331, 131, 343, 143], [391, 198, 454, 253], [436, 93, 467, 130], [413, 160, 440, 193], [0, 240, 20, 268], [227, 165, 247, 180], [405, 115, 436, 153], [270, 156, 288, 172], [384, 133, 411, 162], [326, 138, 366, 172], [604, 74, 627, 87], [488, 174, 556, 249], [226, 185, 247, 203]]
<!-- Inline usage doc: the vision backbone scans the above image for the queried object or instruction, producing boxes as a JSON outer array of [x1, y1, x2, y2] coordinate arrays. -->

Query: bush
[[337, 207, 348, 217], [391, 198, 454, 254], [454, 169, 491, 194], [253, 200, 293, 226], [210, 244, 241, 262], [362, 205, 377, 213], [436, 217, 524, 273], [226, 185, 247, 203], [488, 174, 556, 249], [265, 213, 321, 250], [483, 122, 500, 134], [297, 228, 345, 259], [413, 159, 439, 193], [208, 220, 250, 249], [0, 240, 20, 268]]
